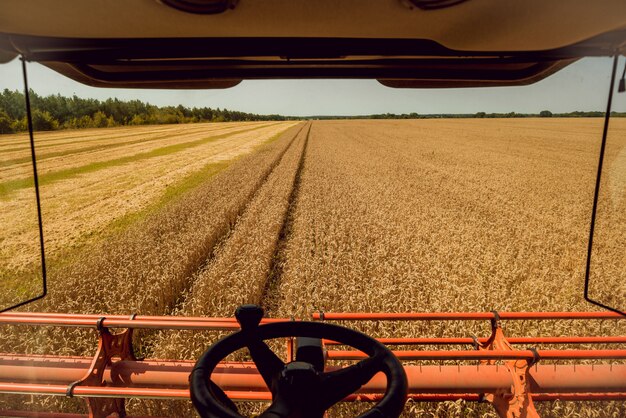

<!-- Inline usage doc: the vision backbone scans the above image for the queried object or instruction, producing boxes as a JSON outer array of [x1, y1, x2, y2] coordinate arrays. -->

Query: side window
[[0, 58, 47, 312]]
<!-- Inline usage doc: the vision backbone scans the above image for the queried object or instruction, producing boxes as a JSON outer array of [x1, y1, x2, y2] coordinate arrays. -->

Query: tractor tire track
[[260, 122, 311, 315], [164, 122, 309, 314], [146, 123, 310, 365]]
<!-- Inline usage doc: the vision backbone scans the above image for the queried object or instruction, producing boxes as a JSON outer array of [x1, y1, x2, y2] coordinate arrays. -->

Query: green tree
[[0, 89, 25, 120], [92, 111, 109, 128], [77, 115, 94, 129], [0, 88, 289, 130], [129, 114, 146, 125], [0, 110, 13, 134], [539, 110, 553, 117], [31, 109, 59, 131], [11, 117, 27, 132]]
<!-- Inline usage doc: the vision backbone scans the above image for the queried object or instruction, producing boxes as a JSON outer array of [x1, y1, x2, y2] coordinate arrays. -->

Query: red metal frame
[[0, 310, 624, 418], [2, 355, 623, 393], [315, 310, 626, 418]]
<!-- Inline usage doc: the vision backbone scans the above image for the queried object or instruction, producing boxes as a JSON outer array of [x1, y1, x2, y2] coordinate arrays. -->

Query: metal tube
[[528, 365, 626, 392], [0, 382, 190, 399], [1, 383, 625, 403], [323, 336, 626, 346], [327, 349, 626, 360], [348, 393, 483, 402], [1, 311, 621, 329], [0, 312, 287, 323], [313, 312, 624, 321], [0, 314, 288, 330], [359, 365, 626, 394], [0, 316, 241, 330], [1, 356, 624, 394], [349, 393, 626, 402], [211, 392, 626, 402], [0, 357, 264, 389], [532, 393, 626, 401]]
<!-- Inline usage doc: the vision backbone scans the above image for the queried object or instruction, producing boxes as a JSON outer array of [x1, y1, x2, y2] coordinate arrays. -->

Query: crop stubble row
[[132, 122, 310, 416]]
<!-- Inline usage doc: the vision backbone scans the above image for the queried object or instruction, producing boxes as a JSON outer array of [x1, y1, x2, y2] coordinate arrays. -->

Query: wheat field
[[1, 118, 625, 417]]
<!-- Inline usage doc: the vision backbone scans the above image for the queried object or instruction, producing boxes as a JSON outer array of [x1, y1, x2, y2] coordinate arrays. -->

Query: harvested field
[[0, 121, 295, 274], [1, 118, 625, 417]]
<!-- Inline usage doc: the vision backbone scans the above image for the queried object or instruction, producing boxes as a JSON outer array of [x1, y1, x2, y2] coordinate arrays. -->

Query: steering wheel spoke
[[257, 397, 291, 418], [246, 338, 286, 392], [320, 354, 384, 407]]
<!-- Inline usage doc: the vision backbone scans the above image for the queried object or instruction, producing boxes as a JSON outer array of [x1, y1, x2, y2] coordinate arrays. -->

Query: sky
[[0, 57, 625, 116]]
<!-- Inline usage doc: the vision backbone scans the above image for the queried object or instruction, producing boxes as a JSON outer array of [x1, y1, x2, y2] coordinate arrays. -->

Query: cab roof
[[1, 0, 625, 89]]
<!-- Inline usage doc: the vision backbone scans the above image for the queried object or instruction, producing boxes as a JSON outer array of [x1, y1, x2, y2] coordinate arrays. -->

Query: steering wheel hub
[[280, 361, 321, 386]]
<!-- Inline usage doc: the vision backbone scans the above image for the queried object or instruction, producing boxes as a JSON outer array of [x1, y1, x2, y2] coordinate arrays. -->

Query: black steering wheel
[[190, 305, 408, 418]]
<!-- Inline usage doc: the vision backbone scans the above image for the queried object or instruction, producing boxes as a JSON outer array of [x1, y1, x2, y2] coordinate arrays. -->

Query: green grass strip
[[0, 121, 258, 166], [1, 133, 183, 167], [0, 125, 188, 153], [0, 123, 262, 154], [0, 130, 150, 154], [104, 161, 231, 235], [102, 128, 288, 234], [0, 124, 273, 198]]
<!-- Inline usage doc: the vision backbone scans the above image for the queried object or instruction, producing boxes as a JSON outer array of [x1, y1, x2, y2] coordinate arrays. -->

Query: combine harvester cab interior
[[1, 1, 626, 417]]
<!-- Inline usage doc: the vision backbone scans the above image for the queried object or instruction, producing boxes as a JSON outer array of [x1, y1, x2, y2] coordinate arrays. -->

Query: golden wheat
[[272, 119, 626, 417]]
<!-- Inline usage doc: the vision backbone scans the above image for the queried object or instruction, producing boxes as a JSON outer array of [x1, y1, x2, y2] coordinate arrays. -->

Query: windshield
[[0, 57, 625, 417]]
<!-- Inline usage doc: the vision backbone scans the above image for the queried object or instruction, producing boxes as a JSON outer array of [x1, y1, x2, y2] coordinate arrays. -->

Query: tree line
[[2, 88, 624, 134], [0, 89, 295, 134]]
